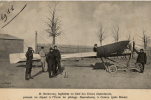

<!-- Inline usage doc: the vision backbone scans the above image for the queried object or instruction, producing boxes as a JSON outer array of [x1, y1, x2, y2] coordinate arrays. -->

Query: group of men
[[45, 46, 61, 78], [25, 43, 147, 80], [25, 45, 61, 80]]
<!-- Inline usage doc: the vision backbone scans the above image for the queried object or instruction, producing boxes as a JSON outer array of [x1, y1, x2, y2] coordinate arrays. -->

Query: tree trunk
[[52, 36, 55, 45], [35, 31, 38, 53], [100, 40, 102, 46]]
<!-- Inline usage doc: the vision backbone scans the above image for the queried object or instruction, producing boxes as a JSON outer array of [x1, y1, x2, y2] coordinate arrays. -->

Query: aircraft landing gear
[[135, 63, 143, 72], [108, 65, 117, 73]]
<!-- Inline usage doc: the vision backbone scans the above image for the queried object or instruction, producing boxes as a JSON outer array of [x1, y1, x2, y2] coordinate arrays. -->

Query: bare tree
[[98, 24, 105, 46], [112, 25, 119, 42], [142, 30, 150, 50], [46, 3, 61, 46], [127, 34, 131, 41]]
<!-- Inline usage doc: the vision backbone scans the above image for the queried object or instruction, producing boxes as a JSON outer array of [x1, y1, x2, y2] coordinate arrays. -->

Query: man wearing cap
[[53, 45, 61, 74], [134, 48, 147, 73], [93, 44, 98, 52], [93, 44, 99, 58], [39, 47, 46, 72], [25, 47, 34, 80], [46, 47, 55, 78]]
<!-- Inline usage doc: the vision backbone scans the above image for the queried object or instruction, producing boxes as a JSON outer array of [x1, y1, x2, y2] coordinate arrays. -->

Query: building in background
[[0, 34, 24, 59]]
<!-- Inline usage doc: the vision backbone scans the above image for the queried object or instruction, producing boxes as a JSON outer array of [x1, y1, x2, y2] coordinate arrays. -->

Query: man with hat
[[134, 48, 147, 73], [93, 44, 98, 52], [46, 47, 55, 78], [53, 45, 61, 74], [25, 47, 34, 80], [39, 46, 46, 72]]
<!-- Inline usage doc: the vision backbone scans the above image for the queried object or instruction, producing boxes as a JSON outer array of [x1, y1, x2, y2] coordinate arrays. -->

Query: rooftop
[[0, 34, 23, 40]]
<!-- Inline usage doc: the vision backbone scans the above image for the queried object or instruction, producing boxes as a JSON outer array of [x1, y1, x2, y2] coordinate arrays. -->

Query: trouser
[[25, 60, 32, 80], [41, 57, 46, 71], [48, 63, 55, 77], [140, 62, 145, 73], [56, 60, 61, 73]]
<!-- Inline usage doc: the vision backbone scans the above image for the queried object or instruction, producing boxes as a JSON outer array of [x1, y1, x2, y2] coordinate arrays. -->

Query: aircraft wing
[[9, 52, 96, 64], [9, 40, 131, 64], [61, 52, 96, 59], [9, 53, 41, 64]]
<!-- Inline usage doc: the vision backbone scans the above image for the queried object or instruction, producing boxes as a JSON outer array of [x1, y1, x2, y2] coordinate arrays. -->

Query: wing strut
[[100, 57, 109, 72]]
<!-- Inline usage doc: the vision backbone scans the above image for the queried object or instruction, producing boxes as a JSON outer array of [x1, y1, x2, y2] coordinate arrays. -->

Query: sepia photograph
[[0, 1, 151, 89]]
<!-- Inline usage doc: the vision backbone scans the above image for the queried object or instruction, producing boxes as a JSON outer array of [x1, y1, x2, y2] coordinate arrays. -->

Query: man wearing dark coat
[[25, 47, 34, 80], [93, 44, 98, 52], [93, 44, 100, 58], [46, 47, 55, 78], [53, 45, 61, 74], [134, 48, 147, 73]]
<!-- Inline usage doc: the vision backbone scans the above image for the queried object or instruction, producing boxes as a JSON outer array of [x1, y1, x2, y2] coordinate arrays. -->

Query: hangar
[[0, 34, 24, 59]]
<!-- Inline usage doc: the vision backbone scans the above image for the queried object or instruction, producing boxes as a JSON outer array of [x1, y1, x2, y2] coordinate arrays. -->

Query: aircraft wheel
[[108, 65, 117, 73], [135, 63, 143, 72]]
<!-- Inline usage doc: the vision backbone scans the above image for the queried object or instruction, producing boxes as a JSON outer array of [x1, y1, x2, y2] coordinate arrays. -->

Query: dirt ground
[[0, 57, 151, 89]]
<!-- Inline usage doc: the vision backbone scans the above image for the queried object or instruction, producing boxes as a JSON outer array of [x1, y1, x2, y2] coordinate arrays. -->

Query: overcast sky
[[0, 1, 151, 50]]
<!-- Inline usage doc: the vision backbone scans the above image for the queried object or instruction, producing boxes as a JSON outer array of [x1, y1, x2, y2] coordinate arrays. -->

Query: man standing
[[134, 48, 147, 73], [93, 44, 99, 58], [46, 47, 55, 78], [93, 44, 98, 52], [53, 45, 61, 74], [25, 47, 34, 80], [39, 47, 46, 72]]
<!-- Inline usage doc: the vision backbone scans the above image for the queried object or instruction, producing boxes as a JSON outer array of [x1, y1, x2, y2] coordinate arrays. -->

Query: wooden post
[[35, 31, 38, 53], [132, 38, 135, 58]]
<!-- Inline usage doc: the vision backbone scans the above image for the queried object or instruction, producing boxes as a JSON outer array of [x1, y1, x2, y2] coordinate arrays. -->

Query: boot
[[49, 73, 52, 78], [25, 74, 29, 80], [42, 67, 45, 72], [29, 73, 34, 79]]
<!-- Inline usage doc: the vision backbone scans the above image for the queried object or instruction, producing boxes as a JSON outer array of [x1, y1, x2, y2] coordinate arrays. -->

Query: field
[[0, 57, 151, 89], [37, 44, 93, 54]]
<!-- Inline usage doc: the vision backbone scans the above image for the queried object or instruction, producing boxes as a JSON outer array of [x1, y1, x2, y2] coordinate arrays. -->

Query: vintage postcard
[[0, 1, 151, 100]]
